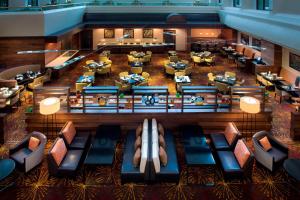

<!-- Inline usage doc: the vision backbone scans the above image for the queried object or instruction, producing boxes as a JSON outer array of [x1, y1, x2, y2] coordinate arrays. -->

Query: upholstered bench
[[48, 138, 84, 176], [217, 139, 254, 180], [59, 121, 91, 150], [210, 122, 241, 150], [121, 119, 149, 183]]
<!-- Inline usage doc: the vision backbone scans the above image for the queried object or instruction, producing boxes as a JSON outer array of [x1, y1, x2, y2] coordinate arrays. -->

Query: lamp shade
[[40, 97, 60, 115], [240, 96, 260, 114]]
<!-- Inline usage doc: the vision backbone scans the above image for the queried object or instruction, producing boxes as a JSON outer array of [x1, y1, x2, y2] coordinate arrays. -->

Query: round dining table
[[168, 62, 187, 70]]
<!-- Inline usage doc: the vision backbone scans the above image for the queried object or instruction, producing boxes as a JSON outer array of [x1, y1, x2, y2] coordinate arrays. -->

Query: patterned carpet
[[1, 52, 300, 199], [1, 131, 300, 200]]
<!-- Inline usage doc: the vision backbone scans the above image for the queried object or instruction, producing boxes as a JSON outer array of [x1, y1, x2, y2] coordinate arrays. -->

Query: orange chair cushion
[[259, 136, 272, 151], [28, 136, 40, 151], [159, 146, 168, 166], [62, 121, 76, 144], [158, 123, 165, 136], [50, 138, 67, 166], [134, 136, 142, 150], [136, 124, 142, 138], [133, 147, 141, 167], [224, 122, 238, 145], [234, 140, 250, 168], [159, 134, 166, 149]]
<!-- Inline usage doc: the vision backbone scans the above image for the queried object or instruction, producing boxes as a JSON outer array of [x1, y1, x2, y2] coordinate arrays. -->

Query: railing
[[0, 1, 222, 12], [31, 85, 268, 114]]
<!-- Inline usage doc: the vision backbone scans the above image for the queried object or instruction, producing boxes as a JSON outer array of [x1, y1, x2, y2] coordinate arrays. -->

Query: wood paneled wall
[[26, 112, 272, 136], [0, 38, 46, 71], [261, 39, 282, 74], [291, 112, 300, 140]]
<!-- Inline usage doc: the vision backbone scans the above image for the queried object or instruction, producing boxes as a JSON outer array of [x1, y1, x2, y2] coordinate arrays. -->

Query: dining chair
[[142, 72, 150, 81], [43, 68, 52, 83], [76, 82, 89, 92], [99, 55, 112, 65], [142, 54, 151, 64], [207, 73, 216, 86], [146, 51, 152, 56], [131, 67, 143, 74], [119, 71, 129, 79], [235, 79, 245, 86], [97, 64, 111, 77], [169, 56, 179, 63], [184, 66, 193, 76], [127, 55, 139, 63], [215, 81, 230, 94], [205, 56, 215, 66], [165, 65, 175, 76], [192, 56, 203, 66], [225, 71, 236, 78], [86, 60, 95, 65], [83, 71, 95, 77], [28, 76, 44, 90], [115, 80, 131, 92], [175, 71, 185, 77]]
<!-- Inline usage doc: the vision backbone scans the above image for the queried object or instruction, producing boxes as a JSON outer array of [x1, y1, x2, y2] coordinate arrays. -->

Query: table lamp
[[40, 97, 60, 138], [240, 96, 260, 138]]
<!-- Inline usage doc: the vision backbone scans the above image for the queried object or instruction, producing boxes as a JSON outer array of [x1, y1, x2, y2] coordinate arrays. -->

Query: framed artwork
[[104, 29, 115, 38], [290, 53, 300, 72], [123, 28, 134, 38], [143, 29, 153, 38]]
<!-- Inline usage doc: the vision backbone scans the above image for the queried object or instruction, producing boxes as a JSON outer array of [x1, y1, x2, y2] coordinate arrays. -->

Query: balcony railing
[[0, 1, 222, 12]]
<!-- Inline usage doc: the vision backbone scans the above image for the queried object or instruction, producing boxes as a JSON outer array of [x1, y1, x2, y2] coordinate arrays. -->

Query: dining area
[[115, 71, 150, 93], [191, 50, 215, 66]]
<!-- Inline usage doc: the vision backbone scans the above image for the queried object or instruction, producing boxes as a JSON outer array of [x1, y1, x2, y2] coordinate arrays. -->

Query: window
[[257, 0, 272, 10], [233, 0, 241, 7], [28, 0, 38, 6], [0, 0, 8, 7], [252, 37, 262, 51], [241, 33, 249, 45]]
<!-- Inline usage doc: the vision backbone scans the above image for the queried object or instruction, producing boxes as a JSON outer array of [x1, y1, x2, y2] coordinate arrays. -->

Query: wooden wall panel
[[45, 42, 61, 65], [0, 38, 46, 71], [25, 112, 272, 136], [261, 39, 282, 74]]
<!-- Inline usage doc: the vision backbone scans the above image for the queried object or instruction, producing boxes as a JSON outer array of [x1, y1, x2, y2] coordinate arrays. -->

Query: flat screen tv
[[290, 53, 300, 72]]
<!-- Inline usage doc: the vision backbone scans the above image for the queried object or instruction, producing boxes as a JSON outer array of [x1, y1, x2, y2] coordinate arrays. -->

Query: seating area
[[1, 1, 300, 199]]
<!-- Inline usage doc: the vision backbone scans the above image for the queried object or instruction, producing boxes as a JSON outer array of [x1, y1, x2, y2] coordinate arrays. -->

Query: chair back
[[146, 51, 152, 55], [142, 72, 150, 80], [86, 60, 95, 65], [169, 56, 179, 63], [83, 71, 95, 77], [119, 71, 129, 78], [76, 82, 88, 92], [184, 67, 192, 76], [215, 81, 229, 94], [207, 73, 215, 82], [192, 56, 201, 63], [175, 71, 185, 77], [165, 65, 175, 75], [143, 54, 151, 63], [131, 67, 143, 74], [225, 71, 236, 78]]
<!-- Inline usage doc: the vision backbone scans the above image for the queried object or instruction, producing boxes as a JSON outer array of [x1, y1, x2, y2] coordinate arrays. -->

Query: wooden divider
[[26, 111, 272, 136], [291, 112, 300, 140]]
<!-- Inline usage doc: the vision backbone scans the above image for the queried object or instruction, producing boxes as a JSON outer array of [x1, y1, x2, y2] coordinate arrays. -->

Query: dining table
[[130, 61, 143, 67], [120, 74, 145, 85], [168, 62, 187, 70], [193, 51, 211, 58], [214, 75, 236, 86], [168, 51, 177, 56], [87, 61, 105, 69], [76, 75, 95, 84], [15, 71, 43, 85]]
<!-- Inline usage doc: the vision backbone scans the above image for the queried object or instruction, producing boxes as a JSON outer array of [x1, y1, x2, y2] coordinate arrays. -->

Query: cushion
[[158, 123, 165, 136], [224, 123, 238, 145], [159, 134, 166, 149], [159, 146, 168, 166], [133, 147, 141, 167], [28, 136, 40, 151], [136, 124, 142, 138], [134, 136, 142, 150], [59, 150, 83, 171], [62, 121, 76, 144], [234, 140, 250, 168], [50, 138, 67, 166], [259, 136, 272, 151], [217, 151, 242, 172]]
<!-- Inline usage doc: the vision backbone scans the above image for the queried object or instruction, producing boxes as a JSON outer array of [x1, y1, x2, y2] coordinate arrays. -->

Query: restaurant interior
[[0, 0, 300, 199]]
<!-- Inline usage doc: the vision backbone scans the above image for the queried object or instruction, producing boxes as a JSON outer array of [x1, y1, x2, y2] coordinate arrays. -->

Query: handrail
[[0, 1, 222, 12]]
